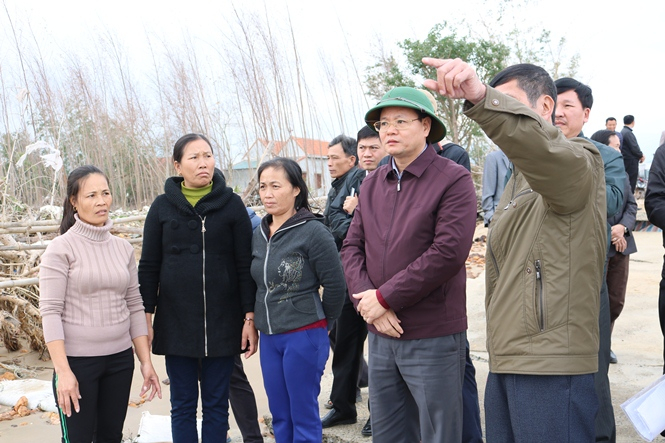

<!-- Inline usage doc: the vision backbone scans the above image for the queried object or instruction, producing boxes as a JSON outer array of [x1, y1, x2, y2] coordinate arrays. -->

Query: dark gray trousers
[[595, 260, 616, 442], [368, 331, 465, 443]]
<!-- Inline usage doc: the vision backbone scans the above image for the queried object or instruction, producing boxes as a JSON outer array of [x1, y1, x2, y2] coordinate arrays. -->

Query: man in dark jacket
[[645, 136, 665, 439], [645, 139, 665, 377], [554, 77, 625, 443], [621, 115, 645, 192], [342, 87, 477, 442], [321, 134, 367, 428], [438, 141, 471, 171]]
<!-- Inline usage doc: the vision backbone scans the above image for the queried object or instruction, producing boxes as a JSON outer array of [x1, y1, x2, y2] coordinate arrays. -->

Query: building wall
[[230, 139, 332, 197]]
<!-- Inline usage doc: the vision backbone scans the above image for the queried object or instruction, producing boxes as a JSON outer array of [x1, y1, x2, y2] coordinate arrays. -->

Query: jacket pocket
[[289, 293, 319, 315], [534, 259, 545, 332]]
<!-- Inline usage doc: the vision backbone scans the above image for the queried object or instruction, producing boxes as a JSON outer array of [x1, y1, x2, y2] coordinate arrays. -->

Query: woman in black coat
[[139, 133, 257, 442]]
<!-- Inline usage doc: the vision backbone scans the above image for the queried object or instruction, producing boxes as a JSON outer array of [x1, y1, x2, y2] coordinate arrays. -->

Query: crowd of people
[[37, 55, 665, 443]]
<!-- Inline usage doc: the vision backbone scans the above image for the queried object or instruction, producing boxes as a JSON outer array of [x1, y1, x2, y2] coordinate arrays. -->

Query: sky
[[2, 0, 664, 161]]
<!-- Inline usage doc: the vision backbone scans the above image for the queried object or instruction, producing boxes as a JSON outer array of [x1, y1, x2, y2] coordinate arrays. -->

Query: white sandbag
[[0, 379, 57, 412], [136, 411, 202, 443]]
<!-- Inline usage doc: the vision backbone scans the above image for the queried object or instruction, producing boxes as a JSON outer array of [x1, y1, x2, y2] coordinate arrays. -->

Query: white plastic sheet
[[621, 373, 665, 441], [136, 411, 202, 443]]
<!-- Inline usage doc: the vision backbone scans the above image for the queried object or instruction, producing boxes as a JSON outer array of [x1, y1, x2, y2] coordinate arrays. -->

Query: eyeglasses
[[373, 118, 421, 132]]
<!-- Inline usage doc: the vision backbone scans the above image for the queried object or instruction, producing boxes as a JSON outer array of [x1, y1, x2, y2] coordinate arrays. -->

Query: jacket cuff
[[376, 289, 390, 310]]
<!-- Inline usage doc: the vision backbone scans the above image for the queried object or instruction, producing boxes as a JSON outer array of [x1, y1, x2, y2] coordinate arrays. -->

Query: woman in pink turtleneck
[[39, 165, 161, 443]]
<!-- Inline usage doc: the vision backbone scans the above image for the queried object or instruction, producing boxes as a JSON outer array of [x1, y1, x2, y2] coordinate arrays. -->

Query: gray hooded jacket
[[251, 208, 345, 335]]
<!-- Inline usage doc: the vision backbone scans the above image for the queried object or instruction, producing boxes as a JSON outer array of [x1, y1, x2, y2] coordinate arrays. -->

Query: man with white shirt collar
[[342, 86, 477, 442]]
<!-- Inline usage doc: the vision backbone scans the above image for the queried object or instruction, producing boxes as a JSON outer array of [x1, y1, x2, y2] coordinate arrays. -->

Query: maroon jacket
[[341, 146, 477, 340]]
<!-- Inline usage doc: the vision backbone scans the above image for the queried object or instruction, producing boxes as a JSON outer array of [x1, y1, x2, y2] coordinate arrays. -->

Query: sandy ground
[[1, 230, 664, 442]]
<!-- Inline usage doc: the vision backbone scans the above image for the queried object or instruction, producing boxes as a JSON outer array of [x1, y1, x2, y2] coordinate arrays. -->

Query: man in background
[[554, 77, 625, 443], [621, 115, 645, 192], [481, 149, 509, 226], [645, 134, 665, 439], [341, 125, 387, 437], [606, 117, 623, 147], [321, 134, 366, 429], [343, 125, 387, 216]]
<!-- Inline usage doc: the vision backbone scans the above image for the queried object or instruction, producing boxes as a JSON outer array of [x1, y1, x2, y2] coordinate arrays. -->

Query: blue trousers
[[165, 355, 235, 443], [260, 328, 329, 443], [485, 372, 597, 443]]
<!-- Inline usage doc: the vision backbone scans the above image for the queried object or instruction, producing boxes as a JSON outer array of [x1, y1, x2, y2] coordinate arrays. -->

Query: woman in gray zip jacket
[[251, 157, 345, 443]]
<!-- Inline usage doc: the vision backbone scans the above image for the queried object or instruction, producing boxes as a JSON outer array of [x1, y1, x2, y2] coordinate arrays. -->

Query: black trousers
[[624, 158, 639, 193], [329, 301, 368, 417], [660, 257, 665, 437], [229, 355, 263, 443], [658, 256, 665, 372], [52, 348, 134, 443], [595, 259, 616, 443]]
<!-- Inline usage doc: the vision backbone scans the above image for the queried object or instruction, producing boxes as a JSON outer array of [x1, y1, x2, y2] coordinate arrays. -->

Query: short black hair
[[624, 115, 635, 125], [357, 125, 378, 143], [590, 129, 617, 146], [329, 134, 358, 165], [489, 64, 557, 123], [554, 77, 593, 109], [606, 117, 616, 124]]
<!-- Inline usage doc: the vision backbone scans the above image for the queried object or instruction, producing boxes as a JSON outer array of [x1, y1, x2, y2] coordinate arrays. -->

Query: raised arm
[[423, 57, 601, 214]]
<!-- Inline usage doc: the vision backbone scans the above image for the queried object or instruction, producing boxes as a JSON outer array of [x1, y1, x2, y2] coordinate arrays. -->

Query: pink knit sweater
[[39, 216, 148, 357]]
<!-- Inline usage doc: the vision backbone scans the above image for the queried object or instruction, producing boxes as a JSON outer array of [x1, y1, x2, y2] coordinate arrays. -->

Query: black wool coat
[[139, 170, 256, 358]]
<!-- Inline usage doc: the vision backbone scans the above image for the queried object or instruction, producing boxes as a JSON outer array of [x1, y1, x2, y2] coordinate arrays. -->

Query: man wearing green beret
[[341, 86, 477, 442]]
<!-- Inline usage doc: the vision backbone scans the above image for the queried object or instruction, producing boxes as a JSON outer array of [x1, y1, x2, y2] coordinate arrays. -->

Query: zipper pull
[[397, 179, 401, 192], [201, 217, 206, 233], [535, 260, 541, 279]]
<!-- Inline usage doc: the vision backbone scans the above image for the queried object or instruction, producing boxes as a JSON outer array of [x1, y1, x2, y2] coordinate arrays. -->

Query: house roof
[[232, 159, 261, 170], [257, 136, 329, 157]]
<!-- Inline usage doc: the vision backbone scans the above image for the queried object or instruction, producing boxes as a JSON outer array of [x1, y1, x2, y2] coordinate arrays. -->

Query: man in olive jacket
[[423, 59, 607, 442]]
